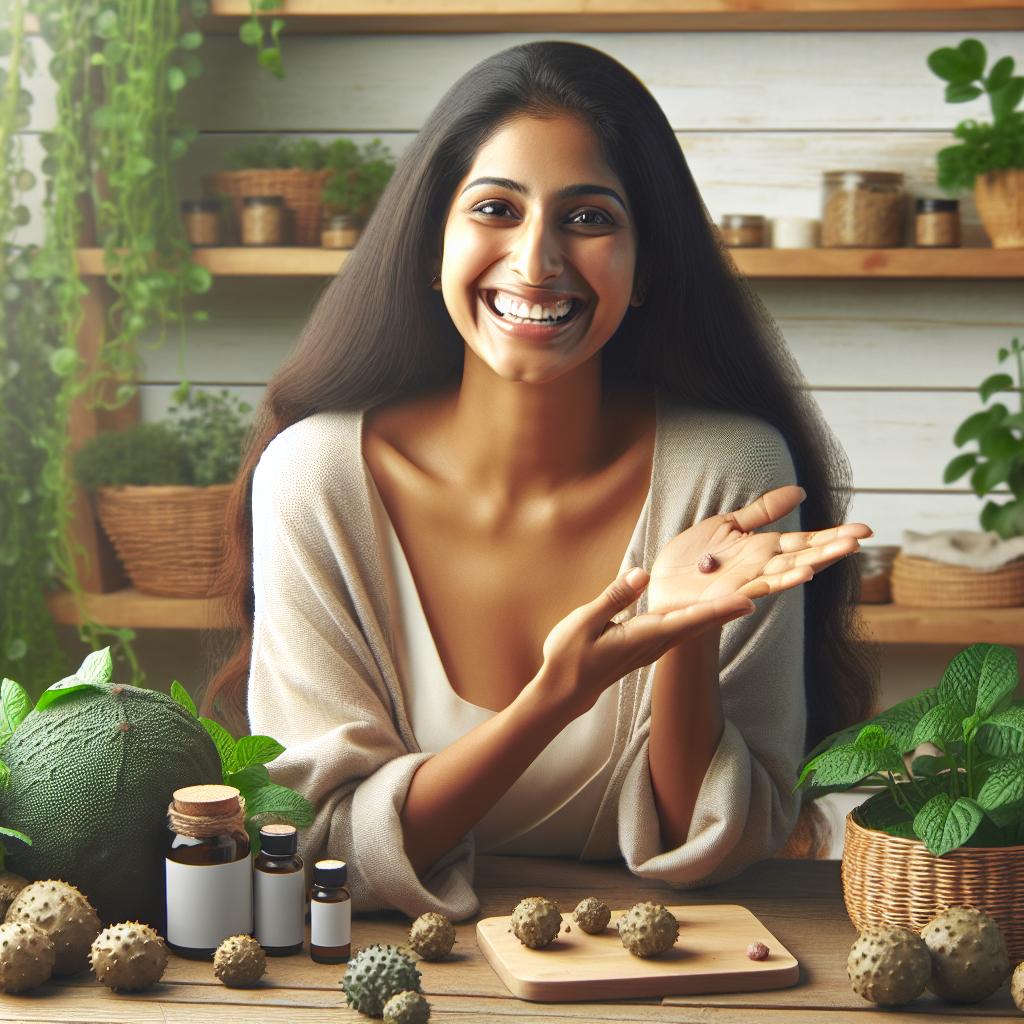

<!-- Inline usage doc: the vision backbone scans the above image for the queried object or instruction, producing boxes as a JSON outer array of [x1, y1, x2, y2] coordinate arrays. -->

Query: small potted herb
[[797, 641, 1024, 957], [320, 138, 396, 247], [926, 37, 1024, 247], [206, 137, 331, 245], [72, 385, 252, 599]]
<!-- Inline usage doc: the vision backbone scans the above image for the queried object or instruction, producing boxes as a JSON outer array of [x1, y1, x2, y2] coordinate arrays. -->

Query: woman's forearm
[[648, 627, 724, 850], [400, 673, 578, 879]]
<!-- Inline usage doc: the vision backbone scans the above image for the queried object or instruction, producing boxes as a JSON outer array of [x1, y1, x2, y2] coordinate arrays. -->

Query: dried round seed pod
[[921, 906, 1008, 1004], [747, 941, 770, 961], [616, 902, 679, 958], [0, 920, 55, 993], [213, 934, 266, 988], [1010, 960, 1024, 1012], [572, 898, 611, 935], [90, 921, 167, 992], [848, 926, 931, 1007], [697, 553, 719, 573], [408, 912, 456, 961], [509, 897, 563, 949]]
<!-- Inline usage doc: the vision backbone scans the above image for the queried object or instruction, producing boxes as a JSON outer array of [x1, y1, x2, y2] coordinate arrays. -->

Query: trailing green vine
[[1, 2, 214, 698]]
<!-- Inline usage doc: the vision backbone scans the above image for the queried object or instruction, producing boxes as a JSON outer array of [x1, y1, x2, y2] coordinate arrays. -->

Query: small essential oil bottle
[[165, 784, 253, 959], [309, 859, 351, 964], [254, 824, 305, 955]]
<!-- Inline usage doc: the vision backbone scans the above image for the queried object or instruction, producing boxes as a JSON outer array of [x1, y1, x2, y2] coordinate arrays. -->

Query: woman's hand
[[646, 484, 873, 613], [535, 568, 756, 718]]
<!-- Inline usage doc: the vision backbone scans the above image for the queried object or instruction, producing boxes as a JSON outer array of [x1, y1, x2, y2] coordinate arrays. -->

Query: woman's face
[[439, 113, 639, 384]]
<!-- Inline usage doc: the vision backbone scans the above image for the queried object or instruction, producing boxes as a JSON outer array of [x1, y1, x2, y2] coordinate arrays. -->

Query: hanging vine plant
[[0, 0, 212, 697]]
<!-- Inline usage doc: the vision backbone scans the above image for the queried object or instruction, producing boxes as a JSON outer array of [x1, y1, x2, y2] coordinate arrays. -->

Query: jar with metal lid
[[165, 784, 252, 960], [241, 195, 286, 246], [821, 171, 905, 247], [181, 198, 222, 247], [914, 197, 961, 247], [719, 214, 766, 247]]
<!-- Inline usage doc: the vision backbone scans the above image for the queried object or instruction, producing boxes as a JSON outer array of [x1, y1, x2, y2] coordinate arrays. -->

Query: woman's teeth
[[491, 290, 575, 324]]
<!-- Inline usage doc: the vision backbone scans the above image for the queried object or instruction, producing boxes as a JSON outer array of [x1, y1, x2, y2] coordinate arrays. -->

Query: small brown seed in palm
[[697, 553, 719, 573]]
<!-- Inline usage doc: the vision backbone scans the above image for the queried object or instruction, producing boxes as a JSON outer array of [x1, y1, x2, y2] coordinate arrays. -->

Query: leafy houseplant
[[944, 337, 1024, 539], [927, 37, 1024, 246], [72, 387, 252, 597], [797, 642, 1024, 856], [321, 138, 396, 224]]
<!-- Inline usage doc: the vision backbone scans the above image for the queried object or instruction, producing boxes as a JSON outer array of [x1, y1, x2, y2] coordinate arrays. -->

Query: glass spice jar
[[241, 195, 286, 246], [719, 214, 766, 247], [914, 198, 961, 248], [320, 212, 362, 249], [821, 170, 905, 247], [181, 199, 222, 247], [309, 859, 351, 964], [165, 784, 252, 960]]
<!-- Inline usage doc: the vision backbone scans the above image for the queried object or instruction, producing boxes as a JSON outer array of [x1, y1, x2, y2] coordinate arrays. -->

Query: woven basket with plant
[[797, 642, 1024, 958], [72, 386, 252, 598]]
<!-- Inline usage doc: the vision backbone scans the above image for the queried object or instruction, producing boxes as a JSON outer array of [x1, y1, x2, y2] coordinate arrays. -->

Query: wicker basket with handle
[[203, 169, 332, 246], [842, 810, 1024, 959], [890, 551, 1024, 608], [95, 484, 232, 598]]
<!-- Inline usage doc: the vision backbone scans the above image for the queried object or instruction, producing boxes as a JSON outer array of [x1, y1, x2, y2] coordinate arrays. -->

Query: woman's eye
[[569, 208, 614, 227], [473, 200, 514, 218], [471, 202, 614, 226]]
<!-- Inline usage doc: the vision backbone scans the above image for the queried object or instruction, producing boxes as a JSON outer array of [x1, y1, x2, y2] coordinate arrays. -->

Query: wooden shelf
[[75, 246, 1024, 280], [47, 588, 1024, 643], [47, 589, 232, 630], [858, 604, 1024, 645], [198, 1, 1024, 34]]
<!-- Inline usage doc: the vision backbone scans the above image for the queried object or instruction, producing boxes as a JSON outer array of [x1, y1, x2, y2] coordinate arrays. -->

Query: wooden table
[[2, 858, 1020, 1022]]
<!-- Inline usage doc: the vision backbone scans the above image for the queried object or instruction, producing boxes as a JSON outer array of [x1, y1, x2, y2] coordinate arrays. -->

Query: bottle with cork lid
[[165, 784, 253, 959], [254, 823, 305, 955], [310, 859, 351, 964]]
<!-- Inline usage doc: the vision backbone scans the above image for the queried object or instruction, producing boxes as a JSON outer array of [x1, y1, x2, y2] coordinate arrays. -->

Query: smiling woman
[[202, 41, 877, 921]]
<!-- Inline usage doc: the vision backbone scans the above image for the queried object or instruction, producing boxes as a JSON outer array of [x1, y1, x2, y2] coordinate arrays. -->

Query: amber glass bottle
[[254, 824, 305, 955], [165, 784, 252, 960], [309, 859, 351, 964]]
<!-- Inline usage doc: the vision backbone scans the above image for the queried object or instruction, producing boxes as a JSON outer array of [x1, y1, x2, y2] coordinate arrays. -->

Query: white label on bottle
[[254, 868, 306, 949], [165, 856, 253, 949], [311, 898, 351, 948]]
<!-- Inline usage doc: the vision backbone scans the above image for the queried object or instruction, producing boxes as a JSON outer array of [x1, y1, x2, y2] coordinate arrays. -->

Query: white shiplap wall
[[20, 28, 1024, 843]]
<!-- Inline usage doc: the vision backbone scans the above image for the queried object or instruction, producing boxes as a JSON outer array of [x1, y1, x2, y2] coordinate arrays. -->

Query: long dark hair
[[202, 40, 877, 852]]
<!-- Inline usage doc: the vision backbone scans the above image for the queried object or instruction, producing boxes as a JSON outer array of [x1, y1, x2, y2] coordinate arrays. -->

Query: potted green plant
[[72, 385, 252, 599], [206, 137, 331, 245], [320, 138, 396, 247], [927, 37, 1024, 247], [796, 641, 1024, 958]]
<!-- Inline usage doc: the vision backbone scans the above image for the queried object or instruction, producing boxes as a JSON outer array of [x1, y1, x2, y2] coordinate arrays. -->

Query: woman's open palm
[[646, 485, 873, 614]]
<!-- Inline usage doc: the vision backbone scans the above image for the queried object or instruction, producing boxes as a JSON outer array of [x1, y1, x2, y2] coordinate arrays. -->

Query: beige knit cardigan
[[246, 391, 805, 921]]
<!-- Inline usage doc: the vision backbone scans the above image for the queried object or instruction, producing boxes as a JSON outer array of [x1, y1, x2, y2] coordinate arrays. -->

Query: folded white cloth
[[901, 529, 1024, 571]]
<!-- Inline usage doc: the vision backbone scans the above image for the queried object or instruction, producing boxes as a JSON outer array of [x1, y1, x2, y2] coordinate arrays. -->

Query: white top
[[374, 483, 621, 856]]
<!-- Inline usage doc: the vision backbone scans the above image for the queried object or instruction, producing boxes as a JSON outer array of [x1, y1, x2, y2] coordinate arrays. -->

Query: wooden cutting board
[[476, 902, 799, 1002]]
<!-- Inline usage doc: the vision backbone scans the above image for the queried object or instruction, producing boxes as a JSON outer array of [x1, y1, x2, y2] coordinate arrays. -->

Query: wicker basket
[[203, 169, 332, 246], [842, 811, 1024, 959], [974, 167, 1024, 249], [95, 484, 232, 598], [890, 551, 1024, 608]]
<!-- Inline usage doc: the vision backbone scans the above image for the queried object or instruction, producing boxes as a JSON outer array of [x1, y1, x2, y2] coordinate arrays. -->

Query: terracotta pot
[[973, 167, 1024, 248]]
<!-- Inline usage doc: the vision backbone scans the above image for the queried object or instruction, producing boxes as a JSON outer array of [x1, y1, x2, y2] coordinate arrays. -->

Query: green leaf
[[991, 77, 1024, 121], [910, 753, 955, 777], [958, 38, 987, 80], [946, 82, 984, 103], [233, 735, 285, 770], [167, 67, 187, 92], [35, 676, 106, 712], [200, 717, 237, 772], [78, 648, 113, 685], [911, 701, 964, 749], [49, 348, 79, 377], [0, 678, 31, 748], [939, 643, 1018, 719], [954, 409, 995, 446], [243, 783, 314, 826], [0, 760, 8, 788], [799, 733, 903, 791], [239, 19, 262, 45], [978, 374, 1011, 401], [0, 825, 31, 847], [987, 56, 1015, 92], [976, 755, 1024, 810], [170, 680, 198, 718], [225, 764, 270, 795], [929, 46, 973, 83], [944, 452, 978, 484], [979, 427, 1019, 461], [972, 458, 1011, 494], [96, 8, 118, 39], [913, 793, 984, 856], [179, 30, 203, 49]]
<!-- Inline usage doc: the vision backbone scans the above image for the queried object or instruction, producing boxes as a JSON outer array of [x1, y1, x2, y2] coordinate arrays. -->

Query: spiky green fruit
[[921, 906, 1009, 1004], [5, 879, 100, 976], [383, 988, 431, 1024], [616, 901, 679, 958], [847, 926, 930, 1006], [509, 896, 564, 949], [214, 934, 266, 987], [90, 921, 168, 992], [408, 912, 455, 961], [341, 943, 422, 1018], [572, 897, 611, 934], [0, 920, 55, 993]]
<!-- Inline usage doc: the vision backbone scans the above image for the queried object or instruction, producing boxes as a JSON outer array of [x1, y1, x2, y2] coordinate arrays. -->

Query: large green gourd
[[0, 682, 222, 927]]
